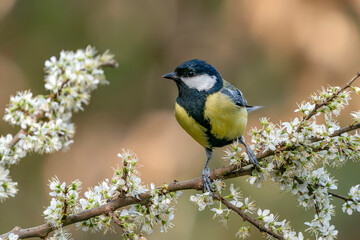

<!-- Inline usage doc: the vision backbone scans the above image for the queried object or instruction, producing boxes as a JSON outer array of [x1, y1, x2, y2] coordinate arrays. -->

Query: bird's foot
[[202, 167, 214, 194], [239, 136, 260, 170], [245, 145, 260, 170]]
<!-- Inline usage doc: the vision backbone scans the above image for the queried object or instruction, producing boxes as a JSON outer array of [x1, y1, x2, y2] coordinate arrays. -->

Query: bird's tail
[[246, 105, 263, 113]]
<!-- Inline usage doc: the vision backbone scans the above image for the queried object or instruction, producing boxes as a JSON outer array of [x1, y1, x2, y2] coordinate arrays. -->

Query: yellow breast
[[204, 92, 248, 140], [174, 103, 210, 149]]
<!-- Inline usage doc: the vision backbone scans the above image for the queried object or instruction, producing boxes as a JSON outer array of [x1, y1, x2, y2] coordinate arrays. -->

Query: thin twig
[[294, 178, 359, 205], [212, 193, 285, 240], [329, 191, 358, 203], [257, 121, 360, 161], [3, 63, 117, 158], [299, 72, 360, 124], [7, 129, 28, 149], [61, 187, 69, 221], [109, 211, 125, 231], [99, 61, 118, 68], [330, 123, 360, 137]]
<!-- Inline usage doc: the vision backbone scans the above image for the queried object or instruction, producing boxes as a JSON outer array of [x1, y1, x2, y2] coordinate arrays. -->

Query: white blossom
[[0, 167, 18, 201], [295, 102, 315, 116], [49, 228, 72, 240], [229, 184, 242, 200], [223, 83, 359, 239], [44, 179, 81, 227], [44, 198, 65, 226], [190, 192, 214, 211], [235, 225, 250, 239], [351, 86, 360, 95], [0, 46, 116, 201], [8, 233, 19, 240], [351, 111, 360, 123], [342, 184, 360, 215], [212, 179, 226, 193], [242, 197, 256, 214], [72, 151, 181, 237]]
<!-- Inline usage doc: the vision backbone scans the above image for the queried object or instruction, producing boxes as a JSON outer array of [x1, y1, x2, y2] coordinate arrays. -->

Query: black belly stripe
[[207, 135, 234, 148]]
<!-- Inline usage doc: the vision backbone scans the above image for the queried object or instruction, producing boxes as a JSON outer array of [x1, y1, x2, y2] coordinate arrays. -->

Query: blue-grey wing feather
[[221, 81, 247, 107], [222, 80, 262, 112]]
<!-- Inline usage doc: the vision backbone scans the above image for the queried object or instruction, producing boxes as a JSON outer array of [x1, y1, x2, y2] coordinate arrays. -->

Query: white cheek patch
[[181, 74, 217, 91]]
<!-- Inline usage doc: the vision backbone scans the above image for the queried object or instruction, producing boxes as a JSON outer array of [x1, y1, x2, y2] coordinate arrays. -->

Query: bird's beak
[[162, 72, 178, 80]]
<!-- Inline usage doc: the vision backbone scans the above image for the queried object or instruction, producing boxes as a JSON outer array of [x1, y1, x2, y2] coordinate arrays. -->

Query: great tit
[[163, 59, 260, 193]]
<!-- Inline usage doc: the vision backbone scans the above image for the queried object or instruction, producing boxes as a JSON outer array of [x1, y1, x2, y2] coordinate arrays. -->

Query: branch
[[254, 72, 360, 161], [108, 211, 125, 230], [2, 71, 359, 239], [300, 72, 360, 123], [212, 193, 285, 240], [294, 177, 359, 207], [1, 124, 357, 239], [329, 191, 359, 203], [7, 129, 28, 149], [257, 120, 360, 161], [5, 63, 117, 152], [8, 102, 358, 239], [0, 165, 255, 239], [330, 123, 360, 137]]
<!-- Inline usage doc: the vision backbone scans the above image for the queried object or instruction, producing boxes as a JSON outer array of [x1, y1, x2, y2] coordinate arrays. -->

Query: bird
[[163, 59, 261, 193]]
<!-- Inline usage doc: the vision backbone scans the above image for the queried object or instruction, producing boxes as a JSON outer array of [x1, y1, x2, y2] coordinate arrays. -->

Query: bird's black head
[[174, 59, 221, 79], [163, 59, 223, 93]]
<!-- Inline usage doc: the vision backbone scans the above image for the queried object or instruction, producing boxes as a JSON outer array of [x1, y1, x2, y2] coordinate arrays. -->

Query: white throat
[[181, 74, 217, 91]]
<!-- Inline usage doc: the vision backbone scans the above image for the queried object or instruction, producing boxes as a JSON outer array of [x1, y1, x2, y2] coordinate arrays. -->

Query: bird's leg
[[202, 149, 214, 194], [239, 136, 260, 170]]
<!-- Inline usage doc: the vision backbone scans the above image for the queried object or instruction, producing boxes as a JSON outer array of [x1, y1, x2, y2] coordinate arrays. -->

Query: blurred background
[[1, 0, 360, 239]]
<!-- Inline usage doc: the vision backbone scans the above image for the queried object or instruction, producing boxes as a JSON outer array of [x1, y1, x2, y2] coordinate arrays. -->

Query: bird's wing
[[221, 80, 247, 107], [222, 80, 263, 112]]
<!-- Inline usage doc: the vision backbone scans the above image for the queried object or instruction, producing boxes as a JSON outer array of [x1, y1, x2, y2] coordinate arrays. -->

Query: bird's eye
[[188, 71, 195, 77]]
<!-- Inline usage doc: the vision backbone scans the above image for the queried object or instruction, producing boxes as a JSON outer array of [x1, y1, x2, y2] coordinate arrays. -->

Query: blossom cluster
[[190, 183, 303, 239], [49, 228, 72, 240], [0, 46, 116, 202], [43, 178, 81, 227], [256, 208, 304, 240], [342, 184, 360, 215], [43, 151, 181, 239], [116, 184, 182, 239], [76, 151, 147, 209], [75, 151, 148, 233], [222, 84, 360, 239]]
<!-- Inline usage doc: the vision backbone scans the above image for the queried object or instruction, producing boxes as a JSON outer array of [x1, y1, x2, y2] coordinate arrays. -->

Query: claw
[[202, 167, 214, 194], [202, 149, 215, 195], [246, 145, 260, 168], [239, 136, 260, 170]]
